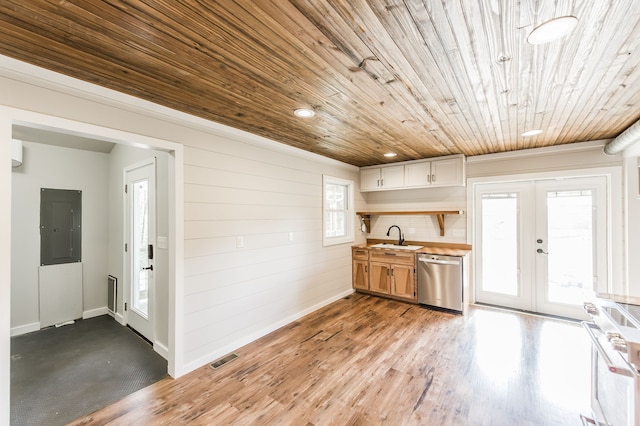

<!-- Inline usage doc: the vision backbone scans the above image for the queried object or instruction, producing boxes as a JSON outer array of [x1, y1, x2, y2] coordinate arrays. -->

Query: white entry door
[[474, 176, 607, 319], [124, 159, 156, 341]]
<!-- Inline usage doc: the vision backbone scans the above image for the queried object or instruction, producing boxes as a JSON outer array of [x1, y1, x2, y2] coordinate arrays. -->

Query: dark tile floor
[[11, 315, 168, 426]]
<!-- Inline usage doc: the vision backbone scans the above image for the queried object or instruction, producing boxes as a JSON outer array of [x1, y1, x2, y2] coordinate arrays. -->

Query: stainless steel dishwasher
[[417, 254, 463, 312]]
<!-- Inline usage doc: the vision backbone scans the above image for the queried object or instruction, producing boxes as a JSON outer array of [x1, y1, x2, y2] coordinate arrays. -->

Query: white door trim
[[466, 166, 624, 305], [1, 106, 184, 381]]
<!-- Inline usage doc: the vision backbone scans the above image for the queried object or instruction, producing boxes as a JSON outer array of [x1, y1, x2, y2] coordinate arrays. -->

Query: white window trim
[[322, 175, 355, 246]]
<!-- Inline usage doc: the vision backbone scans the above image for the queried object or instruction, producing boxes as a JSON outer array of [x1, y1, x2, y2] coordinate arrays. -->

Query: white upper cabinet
[[430, 156, 465, 187], [361, 165, 405, 191], [361, 154, 465, 192], [404, 161, 431, 188]]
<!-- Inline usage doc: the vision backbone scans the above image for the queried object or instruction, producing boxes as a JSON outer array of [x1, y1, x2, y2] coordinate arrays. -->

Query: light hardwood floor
[[70, 293, 591, 425]]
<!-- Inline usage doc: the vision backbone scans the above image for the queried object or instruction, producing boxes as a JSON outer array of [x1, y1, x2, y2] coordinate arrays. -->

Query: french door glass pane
[[481, 193, 518, 296], [546, 190, 593, 305], [133, 179, 149, 317]]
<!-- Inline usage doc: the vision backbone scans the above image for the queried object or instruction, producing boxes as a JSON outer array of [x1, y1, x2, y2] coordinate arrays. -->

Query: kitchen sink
[[370, 243, 424, 250]]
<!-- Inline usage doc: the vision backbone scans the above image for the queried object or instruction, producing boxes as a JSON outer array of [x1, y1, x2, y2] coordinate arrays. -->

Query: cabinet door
[[404, 162, 431, 188], [431, 157, 464, 187], [369, 262, 391, 294], [361, 168, 381, 191], [352, 259, 369, 290], [380, 165, 404, 189], [391, 264, 415, 300]]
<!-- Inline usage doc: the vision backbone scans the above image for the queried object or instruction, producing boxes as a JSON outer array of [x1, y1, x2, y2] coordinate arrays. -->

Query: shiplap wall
[[182, 139, 363, 369], [363, 186, 467, 244], [0, 56, 363, 380]]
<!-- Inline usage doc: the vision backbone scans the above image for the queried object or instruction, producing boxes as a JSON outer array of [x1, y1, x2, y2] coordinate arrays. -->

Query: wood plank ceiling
[[0, 1, 639, 166]]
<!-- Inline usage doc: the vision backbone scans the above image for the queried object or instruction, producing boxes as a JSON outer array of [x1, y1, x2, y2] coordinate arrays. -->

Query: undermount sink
[[371, 243, 424, 250]]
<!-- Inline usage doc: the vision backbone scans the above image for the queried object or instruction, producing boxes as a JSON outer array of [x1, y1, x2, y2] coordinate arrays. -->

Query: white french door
[[474, 176, 607, 320], [124, 159, 156, 341]]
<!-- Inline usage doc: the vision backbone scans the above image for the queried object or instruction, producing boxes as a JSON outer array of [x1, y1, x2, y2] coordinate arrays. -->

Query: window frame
[[322, 175, 355, 246]]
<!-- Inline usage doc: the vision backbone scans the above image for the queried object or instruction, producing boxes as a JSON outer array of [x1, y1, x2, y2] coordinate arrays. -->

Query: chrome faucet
[[386, 225, 405, 246]]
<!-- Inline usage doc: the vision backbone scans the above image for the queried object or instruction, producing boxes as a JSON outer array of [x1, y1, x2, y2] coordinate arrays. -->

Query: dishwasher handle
[[418, 257, 460, 266]]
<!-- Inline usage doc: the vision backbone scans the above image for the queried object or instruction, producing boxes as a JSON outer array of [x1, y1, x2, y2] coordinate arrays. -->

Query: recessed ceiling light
[[522, 129, 543, 137], [527, 16, 579, 45], [384, 152, 397, 158], [294, 108, 315, 118]]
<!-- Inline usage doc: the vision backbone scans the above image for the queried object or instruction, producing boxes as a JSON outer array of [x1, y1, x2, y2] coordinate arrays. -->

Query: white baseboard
[[180, 288, 355, 376], [83, 307, 108, 319], [154, 341, 169, 360], [10, 322, 41, 337], [114, 312, 125, 325]]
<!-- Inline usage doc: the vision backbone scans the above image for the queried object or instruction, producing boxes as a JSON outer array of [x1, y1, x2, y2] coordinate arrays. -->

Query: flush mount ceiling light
[[527, 16, 579, 44], [522, 129, 543, 137], [294, 108, 315, 118], [384, 152, 397, 158]]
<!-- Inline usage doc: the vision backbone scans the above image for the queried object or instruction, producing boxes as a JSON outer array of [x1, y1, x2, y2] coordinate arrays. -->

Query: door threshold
[[472, 302, 580, 323]]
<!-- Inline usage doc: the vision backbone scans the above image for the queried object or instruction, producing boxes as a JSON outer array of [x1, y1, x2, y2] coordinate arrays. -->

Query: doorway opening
[[3, 105, 184, 424]]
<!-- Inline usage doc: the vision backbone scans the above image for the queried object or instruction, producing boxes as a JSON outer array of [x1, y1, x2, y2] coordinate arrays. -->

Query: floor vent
[[210, 353, 238, 369]]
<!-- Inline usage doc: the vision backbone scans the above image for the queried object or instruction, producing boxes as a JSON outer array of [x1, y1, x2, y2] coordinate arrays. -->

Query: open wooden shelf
[[356, 210, 463, 237]]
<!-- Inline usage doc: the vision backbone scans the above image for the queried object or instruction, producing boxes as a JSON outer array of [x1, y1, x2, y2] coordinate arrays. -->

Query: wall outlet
[[288, 232, 294, 241], [236, 236, 244, 248], [452, 229, 465, 237]]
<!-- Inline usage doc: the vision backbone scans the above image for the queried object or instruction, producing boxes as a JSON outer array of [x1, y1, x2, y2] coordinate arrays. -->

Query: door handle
[[142, 265, 154, 271], [536, 248, 548, 254]]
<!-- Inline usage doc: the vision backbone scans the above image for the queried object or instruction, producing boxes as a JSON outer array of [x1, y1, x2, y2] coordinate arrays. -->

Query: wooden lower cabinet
[[390, 263, 415, 299], [352, 259, 369, 290], [353, 248, 417, 302], [352, 248, 370, 291], [369, 262, 390, 294]]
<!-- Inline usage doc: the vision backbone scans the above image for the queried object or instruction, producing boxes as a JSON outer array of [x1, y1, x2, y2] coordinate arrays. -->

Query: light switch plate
[[236, 236, 244, 248], [157, 236, 168, 249], [288, 232, 294, 241]]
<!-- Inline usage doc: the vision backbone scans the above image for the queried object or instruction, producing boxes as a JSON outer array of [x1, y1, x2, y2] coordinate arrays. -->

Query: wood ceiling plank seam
[[427, 2, 508, 155], [536, 0, 624, 144], [291, 0, 457, 159], [513, 1, 538, 151], [195, 1, 432, 158], [497, 0, 522, 153], [327, 0, 466, 152], [442, 0, 509, 153], [472, 0, 516, 151], [390, 0, 488, 154], [295, 0, 457, 144], [361, 0, 482, 145], [103, 3, 400, 161], [521, 0, 569, 149], [545, 1, 638, 146], [437, 0, 507, 154], [537, 2, 615, 146], [432, 0, 509, 155], [564, 5, 640, 142], [21, 0, 400, 161]]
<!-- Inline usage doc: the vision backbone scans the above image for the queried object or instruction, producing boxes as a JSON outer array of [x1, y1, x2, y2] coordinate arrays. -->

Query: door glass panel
[[546, 190, 593, 305], [481, 193, 519, 296], [133, 179, 149, 317]]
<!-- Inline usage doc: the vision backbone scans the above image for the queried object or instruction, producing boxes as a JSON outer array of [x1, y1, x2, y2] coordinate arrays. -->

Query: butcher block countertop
[[353, 240, 472, 257]]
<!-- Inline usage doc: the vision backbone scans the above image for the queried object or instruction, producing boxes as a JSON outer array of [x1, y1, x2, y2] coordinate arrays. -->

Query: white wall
[[0, 54, 362, 407], [181, 140, 363, 370], [363, 186, 467, 244], [10, 141, 109, 333], [623, 156, 640, 295], [107, 144, 171, 352]]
